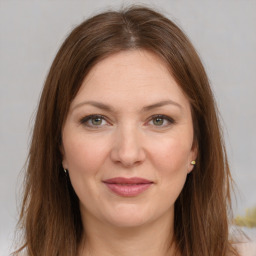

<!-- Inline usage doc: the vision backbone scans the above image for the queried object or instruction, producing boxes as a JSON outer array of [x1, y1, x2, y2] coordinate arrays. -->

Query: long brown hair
[[14, 6, 239, 256]]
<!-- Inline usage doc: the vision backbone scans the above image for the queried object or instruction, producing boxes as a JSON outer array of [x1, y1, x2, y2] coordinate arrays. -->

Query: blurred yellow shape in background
[[235, 207, 256, 228]]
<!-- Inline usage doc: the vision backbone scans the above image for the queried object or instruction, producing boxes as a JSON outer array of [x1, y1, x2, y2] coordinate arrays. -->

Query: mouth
[[102, 177, 154, 197]]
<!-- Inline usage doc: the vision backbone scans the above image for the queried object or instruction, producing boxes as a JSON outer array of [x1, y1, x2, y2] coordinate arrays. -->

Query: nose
[[110, 125, 146, 167]]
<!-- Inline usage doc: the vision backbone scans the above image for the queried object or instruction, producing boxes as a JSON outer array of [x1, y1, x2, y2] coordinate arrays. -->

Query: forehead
[[71, 50, 190, 112]]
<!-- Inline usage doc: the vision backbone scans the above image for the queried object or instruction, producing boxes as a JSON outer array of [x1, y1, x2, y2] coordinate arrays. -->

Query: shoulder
[[234, 241, 256, 256], [229, 226, 256, 256]]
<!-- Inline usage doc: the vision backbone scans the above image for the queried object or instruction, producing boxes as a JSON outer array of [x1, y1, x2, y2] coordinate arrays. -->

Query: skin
[[62, 50, 197, 256]]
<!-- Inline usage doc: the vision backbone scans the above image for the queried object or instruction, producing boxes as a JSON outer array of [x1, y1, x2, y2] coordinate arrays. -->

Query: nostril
[[110, 148, 145, 167]]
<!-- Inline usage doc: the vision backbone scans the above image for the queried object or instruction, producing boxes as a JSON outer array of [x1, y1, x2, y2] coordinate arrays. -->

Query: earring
[[190, 160, 196, 165], [63, 168, 67, 173]]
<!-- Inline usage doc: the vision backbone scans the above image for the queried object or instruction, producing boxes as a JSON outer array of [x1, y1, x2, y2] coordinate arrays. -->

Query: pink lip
[[103, 177, 153, 197]]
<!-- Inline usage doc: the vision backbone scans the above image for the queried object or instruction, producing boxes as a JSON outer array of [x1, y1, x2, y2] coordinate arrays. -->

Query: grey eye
[[80, 115, 108, 127], [148, 115, 175, 128], [91, 116, 103, 126], [152, 117, 164, 126]]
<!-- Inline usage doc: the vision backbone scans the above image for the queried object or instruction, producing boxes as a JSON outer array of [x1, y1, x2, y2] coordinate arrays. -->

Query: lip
[[103, 177, 153, 197]]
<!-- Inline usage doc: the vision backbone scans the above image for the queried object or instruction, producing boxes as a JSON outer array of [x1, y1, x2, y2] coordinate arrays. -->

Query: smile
[[103, 177, 154, 197]]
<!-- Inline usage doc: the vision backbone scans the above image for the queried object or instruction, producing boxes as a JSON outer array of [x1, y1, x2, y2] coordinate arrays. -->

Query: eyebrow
[[72, 100, 182, 113], [142, 100, 182, 111], [72, 101, 115, 113]]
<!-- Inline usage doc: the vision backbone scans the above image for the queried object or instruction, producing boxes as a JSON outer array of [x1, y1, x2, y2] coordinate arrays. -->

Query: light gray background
[[1, 0, 255, 255]]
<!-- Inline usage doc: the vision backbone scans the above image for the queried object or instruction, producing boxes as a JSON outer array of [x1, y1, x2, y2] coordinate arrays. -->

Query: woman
[[14, 6, 242, 256]]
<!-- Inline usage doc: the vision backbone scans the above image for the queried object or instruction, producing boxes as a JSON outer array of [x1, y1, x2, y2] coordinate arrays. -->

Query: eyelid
[[79, 114, 175, 128], [146, 114, 175, 127], [79, 114, 110, 127]]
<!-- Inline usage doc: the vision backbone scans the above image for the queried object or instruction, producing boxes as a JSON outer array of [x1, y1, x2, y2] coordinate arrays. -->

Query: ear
[[187, 142, 198, 173], [59, 142, 68, 169]]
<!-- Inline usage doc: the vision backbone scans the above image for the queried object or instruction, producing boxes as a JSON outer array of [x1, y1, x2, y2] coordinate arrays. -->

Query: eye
[[148, 115, 175, 127], [80, 115, 109, 128]]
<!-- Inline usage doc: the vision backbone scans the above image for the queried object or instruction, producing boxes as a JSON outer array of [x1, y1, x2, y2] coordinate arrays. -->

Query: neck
[[79, 210, 179, 256]]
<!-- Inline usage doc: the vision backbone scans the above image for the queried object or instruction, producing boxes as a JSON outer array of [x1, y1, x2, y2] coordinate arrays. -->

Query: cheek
[[151, 136, 192, 172], [149, 137, 191, 197], [62, 135, 110, 203], [63, 133, 111, 190], [63, 133, 109, 175]]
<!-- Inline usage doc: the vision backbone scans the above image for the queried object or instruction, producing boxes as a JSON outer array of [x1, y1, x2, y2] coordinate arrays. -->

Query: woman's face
[[62, 50, 197, 228]]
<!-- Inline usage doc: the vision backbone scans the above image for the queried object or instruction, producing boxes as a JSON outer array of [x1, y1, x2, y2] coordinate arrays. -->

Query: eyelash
[[148, 114, 175, 127], [79, 114, 175, 128], [79, 115, 108, 128]]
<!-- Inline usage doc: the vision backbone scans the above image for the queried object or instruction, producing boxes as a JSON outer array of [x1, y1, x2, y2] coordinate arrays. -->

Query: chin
[[106, 215, 149, 228], [102, 203, 156, 228]]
